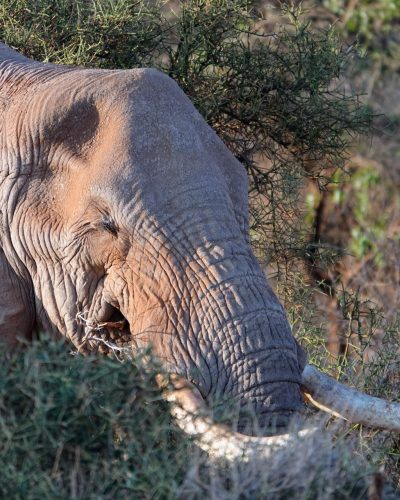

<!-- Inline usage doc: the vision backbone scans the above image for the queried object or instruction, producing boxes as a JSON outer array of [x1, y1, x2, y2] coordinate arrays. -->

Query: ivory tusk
[[302, 364, 400, 432], [159, 374, 316, 461]]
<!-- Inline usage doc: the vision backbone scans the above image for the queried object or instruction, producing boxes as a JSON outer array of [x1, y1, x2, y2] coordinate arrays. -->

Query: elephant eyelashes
[[100, 215, 118, 236]]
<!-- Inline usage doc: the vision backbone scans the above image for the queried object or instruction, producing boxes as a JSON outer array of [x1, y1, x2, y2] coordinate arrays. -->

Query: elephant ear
[[0, 247, 34, 346]]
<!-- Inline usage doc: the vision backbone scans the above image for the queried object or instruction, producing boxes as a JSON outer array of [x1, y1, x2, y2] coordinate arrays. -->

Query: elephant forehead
[[55, 164, 233, 226], [7, 66, 244, 181], [31, 67, 211, 157], [39, 71, 235, 213], [10, 66, 246, 223]]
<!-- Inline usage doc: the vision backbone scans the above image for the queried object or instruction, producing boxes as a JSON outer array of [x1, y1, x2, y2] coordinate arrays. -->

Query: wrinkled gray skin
[[0, 43, 306, 432]]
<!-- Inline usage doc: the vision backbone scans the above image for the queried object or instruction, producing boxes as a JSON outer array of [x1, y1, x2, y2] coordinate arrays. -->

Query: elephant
[[0, 42, 398, 443]]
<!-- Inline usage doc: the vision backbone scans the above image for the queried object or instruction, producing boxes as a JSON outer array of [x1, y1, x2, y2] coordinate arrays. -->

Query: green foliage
[[0, 338, 189, 499], [0, 0, 165, 67], [0, 337, 378, 499], [160, 2, 372, 263], [0, 340, 376, 499], [322, 0, 400, 50], [0, 0, 372, 264], [329, 167, 387, 261]]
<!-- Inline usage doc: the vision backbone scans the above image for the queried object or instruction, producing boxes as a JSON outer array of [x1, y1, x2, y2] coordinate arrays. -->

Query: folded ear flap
[[0, 247, 34, 347]]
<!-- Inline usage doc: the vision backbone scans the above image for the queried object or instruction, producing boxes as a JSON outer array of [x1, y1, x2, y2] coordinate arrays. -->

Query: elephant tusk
[[159, 362, 400, 462], [158, 374, 315, 461], [301, 364, 400, 432]]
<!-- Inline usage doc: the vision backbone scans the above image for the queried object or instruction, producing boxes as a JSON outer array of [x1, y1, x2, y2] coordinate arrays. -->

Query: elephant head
[[0, 43, 398, 440]]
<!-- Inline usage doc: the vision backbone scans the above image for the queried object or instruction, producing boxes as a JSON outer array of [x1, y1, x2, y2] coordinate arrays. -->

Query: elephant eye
[[100, 215, 118, 236]]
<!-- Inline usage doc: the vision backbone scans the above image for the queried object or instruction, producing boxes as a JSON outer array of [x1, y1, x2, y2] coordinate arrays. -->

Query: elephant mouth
[[100, 304, 128, 331], [77, 303, 132, 355]]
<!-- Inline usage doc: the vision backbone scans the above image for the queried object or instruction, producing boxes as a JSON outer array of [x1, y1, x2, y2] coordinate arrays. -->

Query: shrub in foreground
[[0, 338, 189, 498], [0, 338, 381, 499]]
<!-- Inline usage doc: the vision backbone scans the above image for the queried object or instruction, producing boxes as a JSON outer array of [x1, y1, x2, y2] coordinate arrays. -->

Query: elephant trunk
[[195, 281, 306, 432], [112, 217, 306, 432]]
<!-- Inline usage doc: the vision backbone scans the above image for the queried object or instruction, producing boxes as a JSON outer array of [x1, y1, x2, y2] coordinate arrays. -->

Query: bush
[[0, 338, 189, 498], [0, 338, 378, 500]]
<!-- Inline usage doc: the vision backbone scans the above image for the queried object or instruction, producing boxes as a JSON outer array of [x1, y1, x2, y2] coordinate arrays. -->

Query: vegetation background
[[0, 0, 399, 498]]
